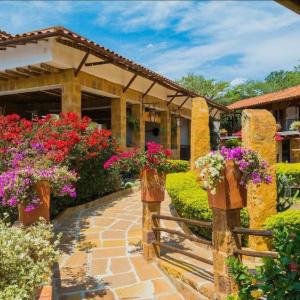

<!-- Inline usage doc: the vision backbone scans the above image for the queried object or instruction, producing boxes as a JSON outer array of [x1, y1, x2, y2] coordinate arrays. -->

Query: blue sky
[[1, 1, 300, 84]]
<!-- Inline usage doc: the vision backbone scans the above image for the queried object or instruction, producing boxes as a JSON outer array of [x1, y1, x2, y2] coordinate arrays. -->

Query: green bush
[[0, 219, 60, 299], [166, 172, 249, 239], [224, 138, 241, 149], [264, 209, 300, 232], [168, 160, 190, 173], [276, 163, 300, 181]]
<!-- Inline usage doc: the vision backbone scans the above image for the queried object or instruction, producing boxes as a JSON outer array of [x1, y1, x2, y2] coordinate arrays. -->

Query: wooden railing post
[[142, 202, 161, 261], [212, 208, 241, 299]]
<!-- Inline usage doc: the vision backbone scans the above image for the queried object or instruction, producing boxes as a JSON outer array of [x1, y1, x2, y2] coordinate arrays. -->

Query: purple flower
[[24, 203, 38, 212]]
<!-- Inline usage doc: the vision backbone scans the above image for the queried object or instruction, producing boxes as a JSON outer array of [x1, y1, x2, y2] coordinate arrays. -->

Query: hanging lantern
[[149, 108, 157, 123]]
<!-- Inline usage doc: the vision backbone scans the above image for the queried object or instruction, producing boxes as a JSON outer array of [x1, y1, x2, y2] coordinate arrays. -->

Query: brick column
[[242, 109, 277, 250], [62, 78, 81, 117], [142, 202, 160, 261], [191, 97, 210, 170], [111, 94, 127, 148], [212, 208, 240, 299], [131, 103, 145, 149], [160, 110, 171, 149]]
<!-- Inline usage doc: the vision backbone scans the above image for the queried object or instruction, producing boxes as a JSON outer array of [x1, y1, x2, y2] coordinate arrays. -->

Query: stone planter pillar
[[212, 208, 241, 300], [19, 181, 50, 226]]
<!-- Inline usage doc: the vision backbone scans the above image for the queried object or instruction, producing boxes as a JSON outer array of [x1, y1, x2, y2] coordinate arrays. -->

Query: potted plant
[[127, 115, 139, 132], [290, 121, 300, 132], [195, 147, 272, 210], [104, 142, 173, 202]]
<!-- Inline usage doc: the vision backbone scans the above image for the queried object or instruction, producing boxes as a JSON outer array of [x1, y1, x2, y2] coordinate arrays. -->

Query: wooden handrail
[[233, 227, 273, 237], [234, 248, 278, 259], [152, 227, 212, 246], [152, 214, 212, 228], [153, 241, 213, 265]]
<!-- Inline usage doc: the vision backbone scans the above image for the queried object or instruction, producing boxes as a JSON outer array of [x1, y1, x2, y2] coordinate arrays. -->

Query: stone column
[[111, 94, 127, 148], [242, 109, 277, 250], [62, 78, 81, 117], [212, 208, 240, 299], [160, 110, 171, 149], [191, 97, 210, 170], [131, 103, 145, 149], [142, 202, 160, 261]]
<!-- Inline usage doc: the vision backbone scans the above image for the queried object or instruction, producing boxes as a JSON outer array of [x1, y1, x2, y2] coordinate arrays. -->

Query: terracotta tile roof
[[0, 26, 229, 112], [227, 84, 300, 110], [0, 30, 13, 39]]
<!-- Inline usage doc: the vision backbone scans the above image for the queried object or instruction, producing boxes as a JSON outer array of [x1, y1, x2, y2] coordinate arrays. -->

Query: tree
[[176, 73, 229, 100]]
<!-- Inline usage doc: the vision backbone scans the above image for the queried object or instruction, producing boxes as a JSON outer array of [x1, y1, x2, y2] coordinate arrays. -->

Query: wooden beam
[[167, 91, 179, 106], [0, 77, 8, 81], [167, 93, 185, 98], [0, 72, 17, 79], [38, 90, 61, 97], [40, 63, 61, 73], [75, 52, 89, 77], [178, 96, 190, 109], [85, 60, 112, 67], [142, 81, 156, 99], [81, 106, 111, 111], [28, 65, 50, 74], [5, 70, 29, 78], [16, 67, 40, 76], [123, 73, 138, 93]]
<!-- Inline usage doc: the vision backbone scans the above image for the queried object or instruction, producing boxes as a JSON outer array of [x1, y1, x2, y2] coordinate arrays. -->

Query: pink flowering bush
[[104, 142, 174, 174], [195, 147, 272, 194]]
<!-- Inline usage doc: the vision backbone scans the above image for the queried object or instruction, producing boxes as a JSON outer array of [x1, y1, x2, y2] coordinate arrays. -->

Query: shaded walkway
[[53, 190, 185, 300]]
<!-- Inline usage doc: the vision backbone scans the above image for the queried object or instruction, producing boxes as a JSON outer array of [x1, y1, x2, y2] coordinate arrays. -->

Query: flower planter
[[35, 285, 52, 300], [141, 169, 166, 202], [19, 181, 50, 226], [208, 160, 247, 210]]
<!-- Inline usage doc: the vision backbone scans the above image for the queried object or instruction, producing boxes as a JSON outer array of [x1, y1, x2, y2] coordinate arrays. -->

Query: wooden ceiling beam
[[0, 72, 17, 79], [85, 60, 112, 67], [0, 76, 8, 81], [28, 65, 50, 74], [167, 91, 179, 106], [5, 70, 29, 78], [178, 96, 190, 109], [16, 67, 40, 76], [142, 81, 156, 99], [40, 63, 61, 73], [167, 93, 185, 98], [123, 73, 138, 93], [38, 90, 61, 97], [75, 52, 89, 77]]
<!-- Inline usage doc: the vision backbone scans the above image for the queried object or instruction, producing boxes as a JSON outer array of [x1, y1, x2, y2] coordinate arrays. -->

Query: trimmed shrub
[[168, 160, 190, 173], [264, 209, 300, 232], [276, 163, 300, 182], [166, 171, 249, 239], [0, 219, 60, 299]]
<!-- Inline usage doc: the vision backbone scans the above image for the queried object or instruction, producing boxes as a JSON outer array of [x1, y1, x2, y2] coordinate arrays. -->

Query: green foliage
[[227, 226, 300, 300], [127, 115, 139, 131], [0, 219, 60, 299], [168, 160, 190, 173], [176, 73, 229, 100], [166, 172, 249, 239], [290, 121, 300, 131], [276, 163, 300, 211], [264, 210, 300, 233], [224, 138, 241, 149]]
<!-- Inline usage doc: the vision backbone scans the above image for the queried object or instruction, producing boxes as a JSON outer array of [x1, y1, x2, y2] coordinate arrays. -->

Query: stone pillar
[[212, 208, 240, 299], [131, 103, 145, 149], [111, 94, 127, 148], [242, 109, 277, 250], [62, 78, 81, 117], [142, 202, 160, 261], [160, 110, 171, 149], [191, 97, 210, 170]]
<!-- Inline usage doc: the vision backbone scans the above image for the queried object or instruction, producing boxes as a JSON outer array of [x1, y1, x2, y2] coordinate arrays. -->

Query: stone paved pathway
[[53, 190, 185, 300]]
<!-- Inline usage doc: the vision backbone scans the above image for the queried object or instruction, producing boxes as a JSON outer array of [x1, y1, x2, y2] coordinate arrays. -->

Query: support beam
[[40, 63, 61, 73], [123, 73, 138, 93], [178, 96, 190, 110], [142, 81, 156, 99], [85, 60, 112, 67], [28, 65, 50, 74], [75, 52, 89, 77], [167, 91, 179, 106], [16, 67, 40, 76], [5, 70, 29, 78], [167, 93, 185, 98]]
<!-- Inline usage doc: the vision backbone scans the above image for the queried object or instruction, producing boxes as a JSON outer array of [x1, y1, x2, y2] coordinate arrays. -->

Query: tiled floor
[[53, 190, 185, 300]]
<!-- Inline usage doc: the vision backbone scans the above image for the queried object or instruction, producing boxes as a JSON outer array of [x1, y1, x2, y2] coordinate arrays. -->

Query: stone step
[[156, 252, 215, 300]]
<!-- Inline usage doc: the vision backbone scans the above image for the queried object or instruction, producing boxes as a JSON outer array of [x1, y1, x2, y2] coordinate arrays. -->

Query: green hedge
[[276, 163, 300, 181], [264, 209, 300, 232], [166, 171, 249, 239], [168, 160, 190, 173]]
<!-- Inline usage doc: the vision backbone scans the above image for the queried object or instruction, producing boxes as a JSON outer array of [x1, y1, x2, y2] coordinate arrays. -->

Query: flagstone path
[[53, 189, 186, 300]]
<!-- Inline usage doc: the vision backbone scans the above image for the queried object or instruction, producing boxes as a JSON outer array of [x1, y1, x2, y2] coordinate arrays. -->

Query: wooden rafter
[[167, 91, 179, 106], [75, 52, 89, 77], [178, 96, 190, 109], [40, 63, 61, 73], [39, 90, 61, 97], [0, 72, 17, 79], [0, 76, 8, 81], [28, 65, 50, 74], [16, 67, 40, 76], [85, 60, 112, 67], [167, 93, 185, 98], [5, 70, 29, 78], [123, 73, 138, 93], [142, 81, 156, 99]]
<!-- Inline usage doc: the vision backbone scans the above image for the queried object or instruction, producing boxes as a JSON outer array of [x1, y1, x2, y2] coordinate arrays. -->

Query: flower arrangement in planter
[[195, 147, 272, 210], [290, 120, 300, 132], [104, 142, 173, 202]]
